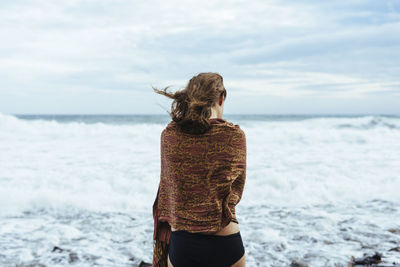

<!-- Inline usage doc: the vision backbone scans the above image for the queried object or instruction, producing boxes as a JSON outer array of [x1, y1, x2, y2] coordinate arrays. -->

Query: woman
[[152, 72, 247, 267]]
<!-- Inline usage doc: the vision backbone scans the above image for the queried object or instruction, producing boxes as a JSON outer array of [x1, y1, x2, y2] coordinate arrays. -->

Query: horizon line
[[7, 113, 400, 117]]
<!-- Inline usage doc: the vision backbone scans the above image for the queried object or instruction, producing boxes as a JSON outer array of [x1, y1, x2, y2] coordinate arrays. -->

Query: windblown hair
[[153, 72, 227, 134]]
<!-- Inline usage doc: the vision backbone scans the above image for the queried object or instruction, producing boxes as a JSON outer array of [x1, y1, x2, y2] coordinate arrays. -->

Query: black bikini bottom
[[168, 230, 245, 267]]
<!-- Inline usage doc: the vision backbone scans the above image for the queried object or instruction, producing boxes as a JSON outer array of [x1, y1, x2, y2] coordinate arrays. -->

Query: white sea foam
[[1, 112, 399, 266], [0, 112, 164, 217]]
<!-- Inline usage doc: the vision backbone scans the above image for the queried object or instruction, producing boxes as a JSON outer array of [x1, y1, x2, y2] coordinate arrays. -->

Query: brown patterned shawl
[[152, 117, 247, 267]]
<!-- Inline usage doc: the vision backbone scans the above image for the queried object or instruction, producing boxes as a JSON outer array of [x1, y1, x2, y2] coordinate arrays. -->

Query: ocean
[[0, 112, 399, 266]]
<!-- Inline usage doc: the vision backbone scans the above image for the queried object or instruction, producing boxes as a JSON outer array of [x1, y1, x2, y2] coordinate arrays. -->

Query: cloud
[[0, 0, 399, 113]]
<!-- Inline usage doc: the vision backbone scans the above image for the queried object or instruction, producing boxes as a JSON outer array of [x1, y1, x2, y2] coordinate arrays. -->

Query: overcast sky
[[0, 0, 399, 115]]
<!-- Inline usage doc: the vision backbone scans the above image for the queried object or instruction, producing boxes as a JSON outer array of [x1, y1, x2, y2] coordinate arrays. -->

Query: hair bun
[[153, 72, 225, 134]]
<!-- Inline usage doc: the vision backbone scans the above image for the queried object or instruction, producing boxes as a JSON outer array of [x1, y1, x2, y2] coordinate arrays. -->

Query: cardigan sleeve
[[227, 126, 247, 220], [152, 129, 171, 267], [232, 126, 247, 183]]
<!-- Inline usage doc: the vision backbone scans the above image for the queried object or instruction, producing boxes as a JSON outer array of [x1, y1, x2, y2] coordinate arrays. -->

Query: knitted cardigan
[[152, 117, 247, 267]]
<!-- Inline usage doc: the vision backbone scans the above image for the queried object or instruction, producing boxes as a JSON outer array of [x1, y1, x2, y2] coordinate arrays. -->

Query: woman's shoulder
[[222, 120, 245, 137], [209, 118, 242, 129], [162, 118, 244, 137]]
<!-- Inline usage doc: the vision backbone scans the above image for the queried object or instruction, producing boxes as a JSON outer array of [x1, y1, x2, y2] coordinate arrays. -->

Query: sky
[[0, 0, 399, 115]]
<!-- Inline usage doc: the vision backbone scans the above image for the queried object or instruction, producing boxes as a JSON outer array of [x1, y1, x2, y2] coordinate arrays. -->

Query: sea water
[[0, 112, 399, 266]]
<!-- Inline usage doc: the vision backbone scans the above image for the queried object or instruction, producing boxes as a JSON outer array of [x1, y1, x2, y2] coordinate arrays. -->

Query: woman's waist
[[171, 221, 239, 236]]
